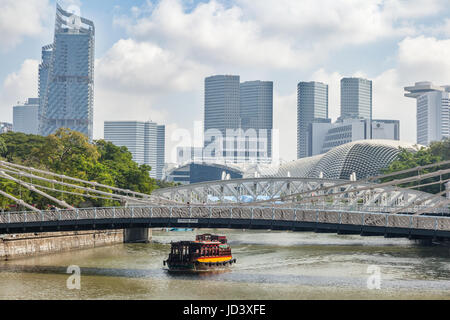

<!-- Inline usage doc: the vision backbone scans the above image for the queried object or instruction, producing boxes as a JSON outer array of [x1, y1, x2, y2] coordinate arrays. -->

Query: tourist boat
[[163, 234, 236, 272]]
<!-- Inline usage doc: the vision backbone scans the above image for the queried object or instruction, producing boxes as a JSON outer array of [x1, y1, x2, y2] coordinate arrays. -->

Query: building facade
[[405, 82, 450, 146], [0, 123, 12, 134], [104, 121, 165, 180], [297, 81, 329, 159], [177, 146, 204, 164], [309, 118, 400, 156], [166, 162, 243, 185], [13, 98, 39, 135], [156, 125, 166, 180], [371, 119, 400, 140], [204, 75, 240, 160], [39, 4, 95, 140], [340, 77, 372, 121]]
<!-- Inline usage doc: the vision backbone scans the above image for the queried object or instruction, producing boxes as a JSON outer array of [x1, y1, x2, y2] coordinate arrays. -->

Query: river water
[[0, 229, 449, 300]]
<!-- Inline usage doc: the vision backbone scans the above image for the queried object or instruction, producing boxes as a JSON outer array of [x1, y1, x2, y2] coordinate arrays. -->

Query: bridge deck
[[1, 206, 450, 241]]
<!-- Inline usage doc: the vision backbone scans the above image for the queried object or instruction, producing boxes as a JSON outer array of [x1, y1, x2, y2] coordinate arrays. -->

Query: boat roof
[[171, 240, 226, 245]]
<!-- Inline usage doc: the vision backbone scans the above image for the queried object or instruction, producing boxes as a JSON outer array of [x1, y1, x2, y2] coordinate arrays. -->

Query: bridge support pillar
[[123, 228, 152, 243]]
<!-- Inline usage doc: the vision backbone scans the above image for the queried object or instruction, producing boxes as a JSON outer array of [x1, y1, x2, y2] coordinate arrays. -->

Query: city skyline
[[1, 0, 450, 162]]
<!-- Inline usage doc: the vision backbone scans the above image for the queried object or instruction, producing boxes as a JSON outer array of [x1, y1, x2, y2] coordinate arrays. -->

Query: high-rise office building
[[204, 75, 273, 163], [39, 4, 95, 140], [104, 121, 165, 179], [156, 125, 166, 180], [297, 81, 329, 159], [240, 80, 273, 162], [38, 44, 52, 127], [204, 75, 240, 159], [13, 98, 39, 135], [405, 81, 450, 145], [340, 77, 372, 120]]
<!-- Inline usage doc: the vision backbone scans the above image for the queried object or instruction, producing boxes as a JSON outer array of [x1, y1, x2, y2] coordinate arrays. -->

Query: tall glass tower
[[204, 75, 240, 160], [297, 81, 329, 159], [340, 77, 372, 121], [39, 4, 95, 140], [240, 80, 273, 161]]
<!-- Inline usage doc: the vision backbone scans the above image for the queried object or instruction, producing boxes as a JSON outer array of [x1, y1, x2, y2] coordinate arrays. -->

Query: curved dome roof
[[271, 140, 421, 180]]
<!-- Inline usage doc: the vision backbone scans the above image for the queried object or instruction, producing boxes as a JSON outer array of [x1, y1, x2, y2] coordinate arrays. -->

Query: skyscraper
[[240, 80, 273, 161], [340, 77, 372, 120], [38, 44, 52, 128], [13, 98, 39, 135], [39, 4, 95, 140], [104, 121, 165, 179], [204, 75, 240, 159], [156, 125, 166, 180], [404, 82, 450, 145], [297, 81, 329, 159]]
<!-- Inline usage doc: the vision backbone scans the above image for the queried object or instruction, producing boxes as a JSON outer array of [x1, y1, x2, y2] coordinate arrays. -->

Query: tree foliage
[[382, 139, 450, 194], [0, 128, 164, 210], [0, 136, 6, 157]]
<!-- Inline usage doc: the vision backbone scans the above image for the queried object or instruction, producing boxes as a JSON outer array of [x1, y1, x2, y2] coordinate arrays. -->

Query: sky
[[1, 0, 450, 163]]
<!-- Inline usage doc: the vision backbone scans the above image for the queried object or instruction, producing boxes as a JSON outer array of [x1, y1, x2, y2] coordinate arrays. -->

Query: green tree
[[0, 129, 161, 210], [0, 136, 6, 158], [382, 139, 450, 194]]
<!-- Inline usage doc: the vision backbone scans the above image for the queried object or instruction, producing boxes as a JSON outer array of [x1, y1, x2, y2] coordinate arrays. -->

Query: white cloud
[[396, 36, 450, 84], [115, 0, 316, 69], [96, 39, 211, 94], [0, 59, 39, 122], [236, 0, 446, 50], [0, 0, 52, 51], [112, 0, 449, 79]]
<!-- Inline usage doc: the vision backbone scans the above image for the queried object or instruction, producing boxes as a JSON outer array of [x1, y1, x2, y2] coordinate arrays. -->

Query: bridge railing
[[1, 205, 450, 232]]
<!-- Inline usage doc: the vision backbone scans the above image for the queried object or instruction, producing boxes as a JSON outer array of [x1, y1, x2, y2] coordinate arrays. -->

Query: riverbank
[[0, 230, 123, 261]]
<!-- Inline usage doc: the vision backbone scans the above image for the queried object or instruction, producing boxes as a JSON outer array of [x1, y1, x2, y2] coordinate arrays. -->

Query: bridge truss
[[153, 161, 450, 216], [0, 160, 449, 217]]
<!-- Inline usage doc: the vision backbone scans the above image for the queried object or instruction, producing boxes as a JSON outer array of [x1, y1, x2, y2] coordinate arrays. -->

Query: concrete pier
[[123, 228, 152, 243]]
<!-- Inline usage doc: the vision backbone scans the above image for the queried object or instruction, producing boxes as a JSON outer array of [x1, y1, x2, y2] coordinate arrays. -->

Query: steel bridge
[[0, 160, 450, 241], [1, 205, 450, 241]]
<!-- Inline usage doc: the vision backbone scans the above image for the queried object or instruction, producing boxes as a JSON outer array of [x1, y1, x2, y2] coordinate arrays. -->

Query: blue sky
[[2, 0, 450, 162]]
